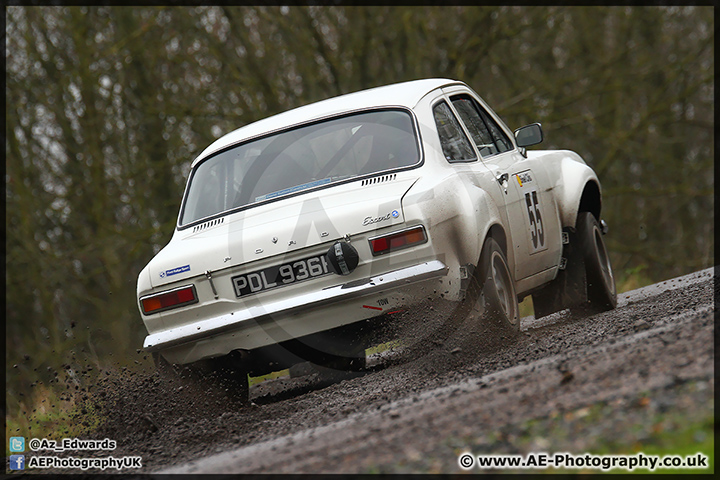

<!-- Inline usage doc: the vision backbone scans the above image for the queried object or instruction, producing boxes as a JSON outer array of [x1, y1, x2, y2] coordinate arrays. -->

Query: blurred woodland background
[[5, 6, 713, 410]]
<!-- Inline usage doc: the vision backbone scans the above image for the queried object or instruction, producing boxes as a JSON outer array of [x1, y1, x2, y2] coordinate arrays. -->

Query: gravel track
[[88, 267, 714, 473]]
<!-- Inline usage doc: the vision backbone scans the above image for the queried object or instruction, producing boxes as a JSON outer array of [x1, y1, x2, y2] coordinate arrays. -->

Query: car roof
[[192, 78, 463, 166]]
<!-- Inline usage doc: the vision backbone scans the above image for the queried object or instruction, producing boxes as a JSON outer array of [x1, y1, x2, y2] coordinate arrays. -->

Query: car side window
[[483, 111, 512, 153], [432, 101, 477, 163], [451, 94, 513, 155], [451, 96, 498, 157]]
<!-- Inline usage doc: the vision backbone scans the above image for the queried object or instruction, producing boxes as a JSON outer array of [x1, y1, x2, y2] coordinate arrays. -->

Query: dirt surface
[[48, 268, 718, 473]]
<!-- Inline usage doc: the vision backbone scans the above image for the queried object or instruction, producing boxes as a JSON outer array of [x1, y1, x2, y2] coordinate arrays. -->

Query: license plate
[[231, 254, 331, 298]]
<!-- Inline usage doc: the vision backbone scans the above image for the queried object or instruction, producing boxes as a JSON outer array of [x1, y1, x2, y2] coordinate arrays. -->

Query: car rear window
[[180, 109, 420, 227]]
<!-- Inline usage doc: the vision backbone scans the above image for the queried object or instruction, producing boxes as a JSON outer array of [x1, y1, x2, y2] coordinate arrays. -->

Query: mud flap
[[532, 228, 588, 319]]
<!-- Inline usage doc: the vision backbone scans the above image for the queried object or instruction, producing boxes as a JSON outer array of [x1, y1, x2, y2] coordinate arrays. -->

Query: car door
[[443, 88, 561, 282]]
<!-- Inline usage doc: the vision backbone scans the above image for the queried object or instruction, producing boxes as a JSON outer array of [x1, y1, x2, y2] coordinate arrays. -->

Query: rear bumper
[[144, 259, 449, 355]]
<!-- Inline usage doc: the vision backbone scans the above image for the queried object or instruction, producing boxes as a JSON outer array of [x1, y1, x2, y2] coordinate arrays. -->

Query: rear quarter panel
[[400, 90, 513, 300]]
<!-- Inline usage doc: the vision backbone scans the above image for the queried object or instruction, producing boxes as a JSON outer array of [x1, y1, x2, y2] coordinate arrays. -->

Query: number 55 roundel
[[524, 190, 545, 252]]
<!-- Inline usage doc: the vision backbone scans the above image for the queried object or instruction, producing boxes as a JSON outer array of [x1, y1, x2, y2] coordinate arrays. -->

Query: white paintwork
[[145, 176, 417, 289], [148, 261, 448, 364], [137, 78, 603, 365]]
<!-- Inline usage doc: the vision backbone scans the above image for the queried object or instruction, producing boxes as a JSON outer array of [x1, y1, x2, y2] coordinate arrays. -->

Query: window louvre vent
[[192, 217, 225, 233], [361, 173, 397, 187]]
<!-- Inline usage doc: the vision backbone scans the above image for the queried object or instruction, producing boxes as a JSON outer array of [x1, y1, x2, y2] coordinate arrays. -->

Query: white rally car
[[137, 78, 616, 403]]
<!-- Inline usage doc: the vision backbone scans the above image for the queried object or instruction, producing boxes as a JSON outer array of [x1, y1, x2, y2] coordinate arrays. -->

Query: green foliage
[[4, 384, 103, 456], [5, 6, 714, 408]]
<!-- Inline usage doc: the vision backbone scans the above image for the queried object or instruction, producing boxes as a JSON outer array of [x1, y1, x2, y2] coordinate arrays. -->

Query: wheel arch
[[477, 222, 513, 282], [578, 180, 602, 221], [551, 152, 603, 229], [487, 223, 508, 259]]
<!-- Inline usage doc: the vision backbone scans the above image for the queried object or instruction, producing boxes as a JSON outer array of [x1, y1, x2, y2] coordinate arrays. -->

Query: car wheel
[[574, 211, 617, 314], [475, 238, 521, 340], [153, 351, 250, 407]]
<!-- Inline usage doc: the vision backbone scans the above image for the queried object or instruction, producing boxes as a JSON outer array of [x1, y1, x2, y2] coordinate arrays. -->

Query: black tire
[[153, 351, 250, 407], [574, 212, 617, 314], [475, 238, 521, 339]]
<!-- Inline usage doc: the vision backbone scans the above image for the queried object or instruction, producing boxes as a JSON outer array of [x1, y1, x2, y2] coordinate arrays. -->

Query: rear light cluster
[[369, 225, 428, 256], [141, 285, 198, 315]]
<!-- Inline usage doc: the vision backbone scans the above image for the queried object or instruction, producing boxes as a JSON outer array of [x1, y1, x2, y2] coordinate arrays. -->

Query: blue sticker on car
[[161, 265, 191, 278]]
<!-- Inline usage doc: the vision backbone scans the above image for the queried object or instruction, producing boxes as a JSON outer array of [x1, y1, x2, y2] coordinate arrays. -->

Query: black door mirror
[[514, 123, 543, 148]]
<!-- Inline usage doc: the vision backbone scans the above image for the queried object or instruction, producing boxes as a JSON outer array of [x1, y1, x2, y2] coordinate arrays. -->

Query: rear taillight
[[140, 285, 198, 315], [369, 225, 427, 256]]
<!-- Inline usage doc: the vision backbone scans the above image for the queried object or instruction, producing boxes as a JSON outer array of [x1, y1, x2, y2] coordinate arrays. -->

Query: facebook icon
[[9, 454, 25, 470]]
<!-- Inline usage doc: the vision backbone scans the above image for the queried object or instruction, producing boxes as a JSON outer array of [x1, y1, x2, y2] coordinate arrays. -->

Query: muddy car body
[[137, 78, 616, 400]]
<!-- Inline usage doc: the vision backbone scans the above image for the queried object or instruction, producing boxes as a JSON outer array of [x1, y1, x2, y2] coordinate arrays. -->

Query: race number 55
[[525, 190, 544, 251]]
